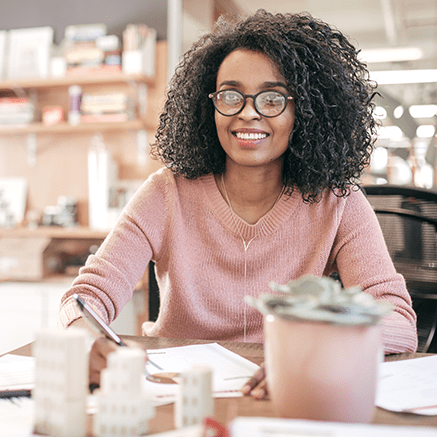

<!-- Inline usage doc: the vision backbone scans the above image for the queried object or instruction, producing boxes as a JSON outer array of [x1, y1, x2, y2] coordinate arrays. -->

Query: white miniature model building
[[175, 365, 214, 429], [33, 328, 88, 437], [94, 347, 155, 437]]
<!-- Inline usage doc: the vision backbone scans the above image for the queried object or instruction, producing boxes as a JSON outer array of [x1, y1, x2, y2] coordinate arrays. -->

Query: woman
[[59, 10, 417, 394]]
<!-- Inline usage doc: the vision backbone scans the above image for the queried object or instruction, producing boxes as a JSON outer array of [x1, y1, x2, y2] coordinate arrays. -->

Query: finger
[[252, 379, 268, 400], [124, 339, 146, 352], [88, 338, 118, 387], [93, 337, 118, 358], [241, 364, 265, 395]]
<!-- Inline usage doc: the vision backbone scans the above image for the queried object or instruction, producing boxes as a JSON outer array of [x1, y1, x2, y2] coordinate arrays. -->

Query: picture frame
[[0, 31, 6, 79], [7, 26, 53, 79]]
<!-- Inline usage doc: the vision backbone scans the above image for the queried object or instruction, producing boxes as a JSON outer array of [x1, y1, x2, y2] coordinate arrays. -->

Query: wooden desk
[[9, 336, 437, 434]]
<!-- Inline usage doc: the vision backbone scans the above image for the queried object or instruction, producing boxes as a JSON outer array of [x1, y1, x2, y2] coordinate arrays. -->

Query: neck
[[217, 169, 284, 225]]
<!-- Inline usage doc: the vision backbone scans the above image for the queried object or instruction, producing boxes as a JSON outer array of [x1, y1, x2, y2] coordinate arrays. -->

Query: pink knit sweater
[[58, 168, 418, 353]]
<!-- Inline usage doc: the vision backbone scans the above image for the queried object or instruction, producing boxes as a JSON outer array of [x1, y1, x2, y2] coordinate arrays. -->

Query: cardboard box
[[0, 237, 57, 280]]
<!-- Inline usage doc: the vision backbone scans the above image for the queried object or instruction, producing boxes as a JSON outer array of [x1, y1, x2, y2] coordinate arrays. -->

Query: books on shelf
[[81, 113, 132, 123], [81, 92, 135, 112], [63, 24, 122, 76], [64, 23, 107, 42], [80, 92, 136, 123], [0, 97, 35, 124], [64, 42, 105, 66], [65, 64, 122, 76], [0, 22, 156, 82]]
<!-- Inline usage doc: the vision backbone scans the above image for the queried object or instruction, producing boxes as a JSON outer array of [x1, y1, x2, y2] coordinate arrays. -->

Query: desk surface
[[9, 336, 437, 434]]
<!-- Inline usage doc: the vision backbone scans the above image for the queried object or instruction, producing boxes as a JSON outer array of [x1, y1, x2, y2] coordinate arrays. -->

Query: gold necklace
[[221, 174, 285, 340]]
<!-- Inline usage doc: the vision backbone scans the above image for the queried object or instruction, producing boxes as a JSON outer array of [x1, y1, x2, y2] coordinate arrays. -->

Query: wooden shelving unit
[[0, 41, 167, 229], [0, 73, 156, 135], [0, 226, 108, 240], [0, 72, 155, 90], [0, 118, 154, 135]]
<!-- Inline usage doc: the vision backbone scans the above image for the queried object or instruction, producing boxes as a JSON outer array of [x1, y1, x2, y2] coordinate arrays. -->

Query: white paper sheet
[[0, 354, 35, 390], [144, 343, 259, 405], [0, 397, 35, 437], [0, 395, 97, 437], [376, 354, 437, 415], [230, 417, 437, 437], [147, 424, 203, 437]]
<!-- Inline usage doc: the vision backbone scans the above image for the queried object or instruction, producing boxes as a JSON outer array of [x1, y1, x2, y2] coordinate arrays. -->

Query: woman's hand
[[89, 337, 118, 387], [241, 363, 268, 400], [89, 337, 147, 388], [68, 317, 146, 389]]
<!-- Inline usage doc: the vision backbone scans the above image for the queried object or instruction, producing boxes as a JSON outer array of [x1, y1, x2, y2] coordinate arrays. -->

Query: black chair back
[[363, 184, 437, 353]]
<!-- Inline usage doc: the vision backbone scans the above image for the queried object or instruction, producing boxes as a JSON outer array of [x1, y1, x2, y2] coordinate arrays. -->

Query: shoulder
[[304, 187, 374, 227], [341, 187, 374, 218], [322, 187, 379, 233], [318, 186, 370, 211], [143, 167, 176, 189], [131, 169, 215, 208], [144, 168, 213, 189]]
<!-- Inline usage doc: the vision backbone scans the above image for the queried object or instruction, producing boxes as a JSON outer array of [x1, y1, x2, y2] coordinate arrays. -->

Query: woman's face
[[214, 49, 295, 171]]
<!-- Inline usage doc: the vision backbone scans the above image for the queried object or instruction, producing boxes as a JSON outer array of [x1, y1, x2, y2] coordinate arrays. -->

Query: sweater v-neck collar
[[200, 173, 299, 240]]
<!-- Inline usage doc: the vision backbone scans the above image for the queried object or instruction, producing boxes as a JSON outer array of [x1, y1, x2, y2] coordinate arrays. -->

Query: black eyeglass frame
[[208, 89, 294, 118]]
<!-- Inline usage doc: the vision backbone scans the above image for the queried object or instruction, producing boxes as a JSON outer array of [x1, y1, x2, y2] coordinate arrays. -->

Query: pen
[[0, 389, 32, 399], [73, 293, 127, 346]]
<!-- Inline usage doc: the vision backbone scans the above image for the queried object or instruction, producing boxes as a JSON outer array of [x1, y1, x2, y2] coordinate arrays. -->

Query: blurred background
[[185, 0, 437, 188], [0, 0, 436, 352]]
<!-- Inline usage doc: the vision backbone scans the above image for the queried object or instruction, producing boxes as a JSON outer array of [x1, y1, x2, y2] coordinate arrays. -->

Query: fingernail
[[241, 385, 250, 395], [253, 388, 265, 400]]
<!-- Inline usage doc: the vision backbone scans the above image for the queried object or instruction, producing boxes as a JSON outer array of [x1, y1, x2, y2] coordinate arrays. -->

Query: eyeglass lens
[[212, 90, 288, 117]]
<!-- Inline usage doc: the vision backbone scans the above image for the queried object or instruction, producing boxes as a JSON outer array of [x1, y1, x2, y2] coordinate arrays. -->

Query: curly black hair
[[151, 9, 378, 202]]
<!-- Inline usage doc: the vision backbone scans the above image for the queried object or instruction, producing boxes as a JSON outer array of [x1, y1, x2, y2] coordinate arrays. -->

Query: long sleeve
[[328, 188, 417, 353], [58, 168, 172, 327]]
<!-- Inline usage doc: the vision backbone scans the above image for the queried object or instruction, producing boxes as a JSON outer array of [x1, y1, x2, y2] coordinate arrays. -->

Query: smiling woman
[[58, 10, 418, 396], [212, 49, 295, 183]]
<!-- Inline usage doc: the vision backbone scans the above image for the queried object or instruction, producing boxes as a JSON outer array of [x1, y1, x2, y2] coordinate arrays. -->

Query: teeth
[[235, 132, 267, 140]]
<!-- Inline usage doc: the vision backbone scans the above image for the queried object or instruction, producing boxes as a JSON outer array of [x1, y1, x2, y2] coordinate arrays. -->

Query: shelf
[[0, 72, 155, 91], [0, 226, 108, 239], [0, 118, 155, 135]]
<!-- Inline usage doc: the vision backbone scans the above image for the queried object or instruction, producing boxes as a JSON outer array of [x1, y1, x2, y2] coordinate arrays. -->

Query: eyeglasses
[[209, 89, 293, 118]]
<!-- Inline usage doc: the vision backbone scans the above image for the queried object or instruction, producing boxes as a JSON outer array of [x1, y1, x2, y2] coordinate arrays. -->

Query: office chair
[[148, 261, 160, 322], [363, 184, 437, 353]]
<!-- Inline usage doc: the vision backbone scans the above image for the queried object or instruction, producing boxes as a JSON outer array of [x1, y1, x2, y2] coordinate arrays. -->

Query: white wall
[[182, 0, 214, 54], [0, 280, 69, 355], [0, 279, 142, 355]]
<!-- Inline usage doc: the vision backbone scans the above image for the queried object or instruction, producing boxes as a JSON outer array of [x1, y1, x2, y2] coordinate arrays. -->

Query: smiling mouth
[[233, 132, 268, 140]]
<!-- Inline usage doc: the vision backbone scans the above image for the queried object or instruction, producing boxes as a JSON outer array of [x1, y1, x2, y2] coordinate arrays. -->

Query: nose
[[238, 96, 261, 120]]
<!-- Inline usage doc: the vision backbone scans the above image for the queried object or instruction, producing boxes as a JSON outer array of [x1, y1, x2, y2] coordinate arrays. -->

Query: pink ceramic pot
[[264, 313, 383, 423]]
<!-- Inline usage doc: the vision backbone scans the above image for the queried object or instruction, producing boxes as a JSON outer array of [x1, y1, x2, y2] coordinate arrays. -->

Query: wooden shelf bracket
[[27, 133, 37, 166], [136, 129, 148, 166]]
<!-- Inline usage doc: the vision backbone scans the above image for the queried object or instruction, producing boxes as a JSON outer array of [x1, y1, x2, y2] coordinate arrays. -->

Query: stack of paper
[[144, 343, 259, 405], [376, 354, 437, 415], [230, 417, 437, 437], [0, 355, 35, 390]]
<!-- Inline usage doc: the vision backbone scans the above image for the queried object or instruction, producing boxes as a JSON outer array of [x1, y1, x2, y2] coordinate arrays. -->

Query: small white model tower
[[33, 328, 88, 437], [175, 365, 214, 429], [94, 347, 155, 437]]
